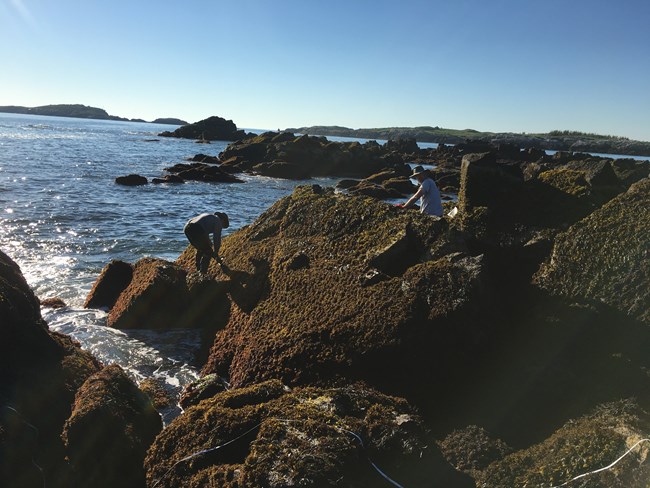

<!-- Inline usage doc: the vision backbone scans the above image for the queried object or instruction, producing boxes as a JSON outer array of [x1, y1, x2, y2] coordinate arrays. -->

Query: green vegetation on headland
[[287, 125, 650, 157], [0, 104, 187, 125]]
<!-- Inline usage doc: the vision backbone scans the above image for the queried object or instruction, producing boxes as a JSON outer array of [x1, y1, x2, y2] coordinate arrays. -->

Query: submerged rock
[[145, 380, 472, 488]]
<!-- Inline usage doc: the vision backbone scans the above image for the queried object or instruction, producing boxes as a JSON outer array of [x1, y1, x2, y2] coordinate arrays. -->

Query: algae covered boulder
[[176, 186, 491, 398], [535, 178, 650, 325], [107, 258, 190, 329], [63, 364, 162, 488], [145, 380, 472, 488]]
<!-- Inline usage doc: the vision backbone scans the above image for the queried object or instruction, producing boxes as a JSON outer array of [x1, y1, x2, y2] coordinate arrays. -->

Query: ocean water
[[0, 113, 340, 420]]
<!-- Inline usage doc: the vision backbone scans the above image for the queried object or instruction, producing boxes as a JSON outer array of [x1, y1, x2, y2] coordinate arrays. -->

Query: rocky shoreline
[[2, 142, 650, 486]]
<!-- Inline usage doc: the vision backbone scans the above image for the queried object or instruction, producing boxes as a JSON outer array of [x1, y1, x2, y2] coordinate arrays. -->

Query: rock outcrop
[[159, 116, 248, 141], [175, 186, 489, 400]]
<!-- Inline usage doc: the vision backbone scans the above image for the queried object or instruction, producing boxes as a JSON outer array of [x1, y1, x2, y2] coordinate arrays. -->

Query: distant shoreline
[[0, 104, 187, 126], [287, 125, 650, 158]]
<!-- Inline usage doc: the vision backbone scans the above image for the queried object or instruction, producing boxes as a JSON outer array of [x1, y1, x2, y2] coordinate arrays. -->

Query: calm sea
[[0, 113, 340, 420]]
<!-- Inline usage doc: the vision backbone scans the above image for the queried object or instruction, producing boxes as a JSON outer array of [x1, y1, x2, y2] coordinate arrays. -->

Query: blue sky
[[1, 0, 649, 140]]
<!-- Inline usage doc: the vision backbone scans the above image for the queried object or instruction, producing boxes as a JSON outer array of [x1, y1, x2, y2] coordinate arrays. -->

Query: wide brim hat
[[410, 165, 427, 177]]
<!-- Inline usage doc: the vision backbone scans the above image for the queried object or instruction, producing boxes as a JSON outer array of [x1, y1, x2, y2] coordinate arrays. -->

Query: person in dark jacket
[[184, 211, 229, 273]]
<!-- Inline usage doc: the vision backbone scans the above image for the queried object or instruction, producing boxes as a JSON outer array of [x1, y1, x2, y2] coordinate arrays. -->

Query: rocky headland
[[0, 104, 186, 125], [3, 141, 650, 486]]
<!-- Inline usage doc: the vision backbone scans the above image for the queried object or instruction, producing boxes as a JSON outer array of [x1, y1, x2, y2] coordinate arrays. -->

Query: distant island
[[287, 125, 650, 157], [0, 104, 187, 126]]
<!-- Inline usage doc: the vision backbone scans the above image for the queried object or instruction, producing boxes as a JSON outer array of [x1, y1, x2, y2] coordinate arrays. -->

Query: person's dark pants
[[184, 223, 213, 273]]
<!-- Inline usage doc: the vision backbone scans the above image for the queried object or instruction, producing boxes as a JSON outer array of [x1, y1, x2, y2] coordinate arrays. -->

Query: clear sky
[[1, 0, 649, 140]]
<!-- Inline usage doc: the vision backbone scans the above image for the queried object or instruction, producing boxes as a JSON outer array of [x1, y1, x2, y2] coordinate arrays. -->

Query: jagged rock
[[534, 178, 650, 325], [158, 115, 248, 141], [115, 174, 148, 186], [84, 259, 133, 310], [145, 380, 473, 488], [62, 364, 162, 488]]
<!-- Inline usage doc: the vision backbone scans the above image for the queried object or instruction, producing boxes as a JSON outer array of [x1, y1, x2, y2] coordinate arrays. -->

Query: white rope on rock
[[549, 438, 650, 488]]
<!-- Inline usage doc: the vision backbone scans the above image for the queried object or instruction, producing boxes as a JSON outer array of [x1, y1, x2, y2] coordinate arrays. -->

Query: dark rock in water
[[115, 174, 148, 186], [189, 153, 221, 164], [62, 364, 162, 488], [480, 400, 650, 488], [336, 178, 360, 189], [0, 250, 101, 487], [40, 297, 67, 309], [145, 380, 473, 488], [151, 174, 184, 184], [163, 162, 244, 183], [252, 160, 311, 179], [84, 259, 133, 310], [158, 115, 248, 141], [535, 178, 650, 325]]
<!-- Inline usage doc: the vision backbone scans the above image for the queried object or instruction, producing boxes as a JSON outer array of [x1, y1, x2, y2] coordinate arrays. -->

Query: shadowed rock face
[[0, 251, 101, 487], [478, 400, 650, 488], [175, 186, 489, 399], [535, 178, 650, 325], [145, 380, 473, 488], [63, 364, 162, 488]]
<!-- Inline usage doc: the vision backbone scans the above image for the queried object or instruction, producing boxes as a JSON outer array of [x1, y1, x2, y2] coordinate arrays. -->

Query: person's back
[[420, 176, 443, 216], [187, 213, 222, 235]]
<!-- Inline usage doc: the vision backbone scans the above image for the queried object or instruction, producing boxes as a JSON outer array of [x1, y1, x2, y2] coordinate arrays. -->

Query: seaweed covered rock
[[63, 364, 162, 488], [535, 178, 650, 325], [176, 186, 489, 400], [0, 250, 101, 487], [145, 380, 472, 488], [107, 258, 190, 329], [159, 116, 248, 141], [480, 400, 650, 488]]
